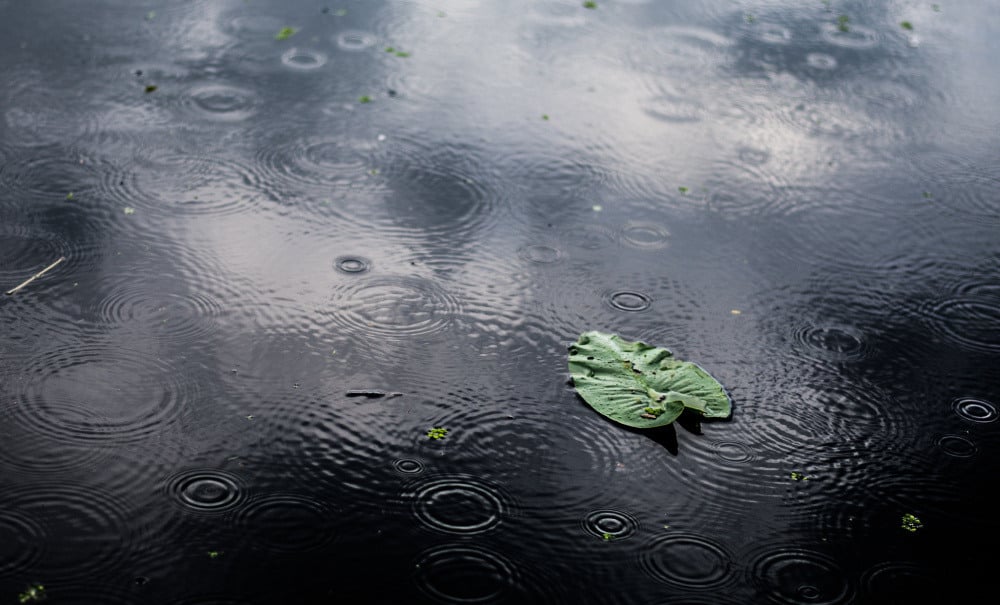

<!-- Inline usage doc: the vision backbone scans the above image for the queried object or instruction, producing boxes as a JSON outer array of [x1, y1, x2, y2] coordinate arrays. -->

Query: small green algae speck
[[901, 21, 913, 30], [275, 27, 297, 41], [427, 427, 448, 440], [583, 1, 597, 9], [19, 585, 45, 604], [901, 513, 923, 532]]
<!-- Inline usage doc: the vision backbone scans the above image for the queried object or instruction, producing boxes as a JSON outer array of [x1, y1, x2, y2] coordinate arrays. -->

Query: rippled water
[[1, 0, 997, 603]]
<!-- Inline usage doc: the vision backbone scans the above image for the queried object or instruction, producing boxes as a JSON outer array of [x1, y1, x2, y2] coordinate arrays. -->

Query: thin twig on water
[[5, 256, 66, 295]]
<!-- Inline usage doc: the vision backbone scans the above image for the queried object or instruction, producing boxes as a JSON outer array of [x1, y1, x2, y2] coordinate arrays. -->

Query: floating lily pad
[[568, 331, 731, 429]]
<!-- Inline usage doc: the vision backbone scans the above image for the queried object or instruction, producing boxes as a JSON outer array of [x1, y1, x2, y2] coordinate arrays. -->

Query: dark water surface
[[1, 0, 998, 603]]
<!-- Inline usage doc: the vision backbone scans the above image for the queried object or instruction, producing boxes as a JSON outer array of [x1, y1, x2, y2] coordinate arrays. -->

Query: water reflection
[[1, 0, 998, 602]]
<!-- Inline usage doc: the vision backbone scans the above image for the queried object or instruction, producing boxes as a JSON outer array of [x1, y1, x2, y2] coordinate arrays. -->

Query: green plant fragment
[[124, 207, 136, 215], [584, 1, 597, 8], [358, 95, 372, 103], [395, 51, 410, 58], [19, 585, 45, 604], [901, 513, 923, 532], [144, 84, 157, 93], [568, 331, 731, 429], [837, 15, 850, 32], [275, 27, 297, 41], [66, 192, 74, 200], [427, 427, 448, 440], [678, 186, 688, 193], [901, 21, 913, 30]]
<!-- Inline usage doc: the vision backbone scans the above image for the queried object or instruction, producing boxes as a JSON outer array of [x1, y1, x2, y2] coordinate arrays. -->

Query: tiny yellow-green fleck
[[66, 192, 74, 200], [208, 550, 223, 558], [19, 585, 46, 604], [124, 207, 136, 215], [335, 9, 348, 17], [584, 1, 597, 9], [395, 51, 411, 58], [790, 471, 810, 481], [358, 95, 372, 104], [385, 46, 395, 53], [901, 21, 913, 31], [145, 84, 157, 93], [602, 532, 613, 540], [427, 427, 448, 440], [542, 114, 550, 120], [837, 15, 849, 32], [275, 27, 297, 41], [146, 11, 156, 20], [678, 186, 688, 193], [901, 513, 923, 532], [731, 309, 742, 315]]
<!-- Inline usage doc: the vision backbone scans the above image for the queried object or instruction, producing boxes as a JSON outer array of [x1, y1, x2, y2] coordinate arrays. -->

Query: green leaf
[[568, 331, 731, 429]]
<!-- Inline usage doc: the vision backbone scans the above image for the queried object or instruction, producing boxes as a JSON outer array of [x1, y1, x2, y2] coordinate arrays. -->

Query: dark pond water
[[1, 0, 998, 603]]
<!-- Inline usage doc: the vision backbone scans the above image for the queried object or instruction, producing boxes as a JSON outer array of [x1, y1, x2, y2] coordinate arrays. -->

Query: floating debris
[[427, 427, 448, 440], [837, 15, 850, 32], [346, 390, 403, 399], [678, 186, 689, 193], [5, 256, 66, 296], [358, 95, 372, 103], [901, 21, 913, 31], [18, 585, 45, 604], [65, 191, 74, 200], [144, 84, 158, 93], [124, 206, 136, 215], [207, 550, 223, 559], [275, 27, 297, 41], [542, 114, 550, 120], [584, 1, 597, 9], [901, 513, 923, 532], [790, 471, 811, 481]]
